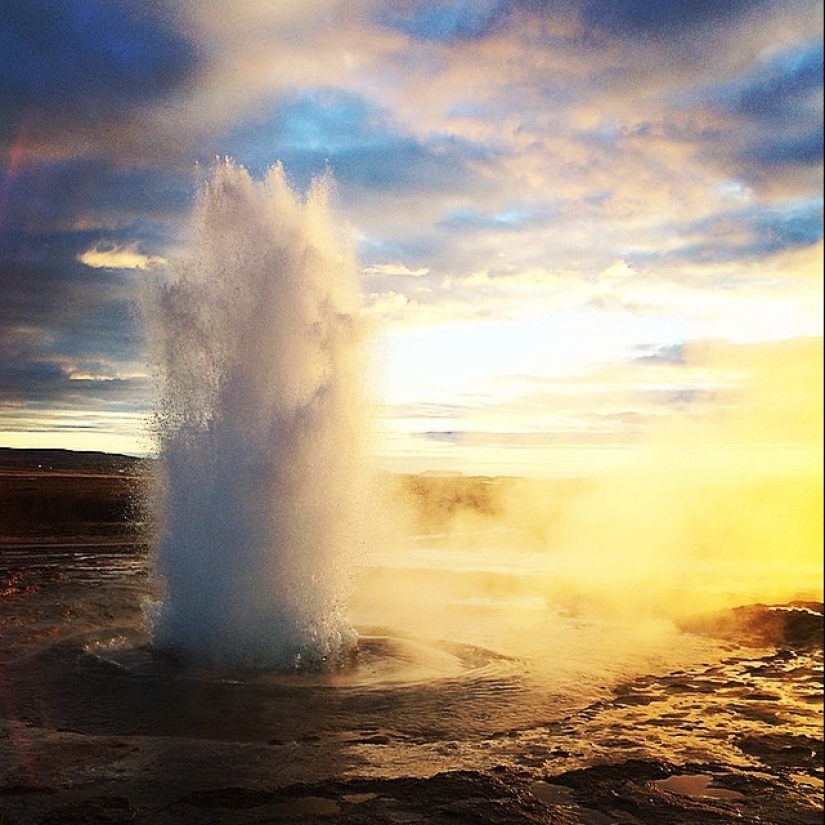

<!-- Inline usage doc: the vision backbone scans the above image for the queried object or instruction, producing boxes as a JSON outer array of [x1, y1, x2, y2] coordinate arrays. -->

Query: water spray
[[146, 161, 368, 669]]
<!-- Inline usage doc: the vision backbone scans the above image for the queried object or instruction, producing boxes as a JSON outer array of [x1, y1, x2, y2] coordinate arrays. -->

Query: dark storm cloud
[[740, 126, 824, 170], [577, 0, 772, 39], [0, 0, 199, 142], [0, 3, 202, 436], [0, 232, 147, 411], [377, 0, 789, 44], [2, 156, 191, 235], [711, 40, 823, 122], [0, 251, 143, 352], [225, 88, 493, 194], [0, 350, 146, 414], [0, 359, 148, 414], [0, 360, 66, 399]]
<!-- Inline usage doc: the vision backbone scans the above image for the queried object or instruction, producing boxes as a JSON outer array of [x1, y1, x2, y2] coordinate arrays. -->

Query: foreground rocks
[[2, 637, 821, 825], [6, 756, 819, 825]]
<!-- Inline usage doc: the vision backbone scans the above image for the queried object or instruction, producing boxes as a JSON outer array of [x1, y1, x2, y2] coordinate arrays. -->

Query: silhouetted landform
[[680, 602, 824, 650], [0, 448, 591, 543], [3, 449, 821, 560], [0, 447, 141, 473], [0, 448, 145, 538]]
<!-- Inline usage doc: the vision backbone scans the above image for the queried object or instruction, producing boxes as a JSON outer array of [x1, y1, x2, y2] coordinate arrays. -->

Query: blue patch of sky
[[376, 0, 510, 43], [747, 198, 824, 249], [578, 122, 623, 149], [438, 204, 552, 231], [358, 232, 451, 275], [222, 87, 494, 195]]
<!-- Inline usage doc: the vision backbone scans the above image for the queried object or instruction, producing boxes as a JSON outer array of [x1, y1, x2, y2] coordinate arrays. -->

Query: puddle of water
[[654, 773, 744, 801], [266, 796, 341, 817], [530, 780, 576, 806], [529, 782, 618, 825], [342, 793, 378, 804]]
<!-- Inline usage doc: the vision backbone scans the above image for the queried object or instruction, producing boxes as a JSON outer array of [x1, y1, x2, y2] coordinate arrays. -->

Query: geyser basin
[[146, 161, 369, 670], [82, 630, 505, 690]]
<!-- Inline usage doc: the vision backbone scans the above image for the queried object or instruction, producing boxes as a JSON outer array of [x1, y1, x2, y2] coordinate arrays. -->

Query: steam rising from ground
[[146, 161, 369, 669], [363, 336, 823, 647], [553, 337, 824, 617]]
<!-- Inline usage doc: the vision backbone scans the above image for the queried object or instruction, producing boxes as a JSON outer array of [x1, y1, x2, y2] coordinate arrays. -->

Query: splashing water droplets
[[146, 161, 368, 670]]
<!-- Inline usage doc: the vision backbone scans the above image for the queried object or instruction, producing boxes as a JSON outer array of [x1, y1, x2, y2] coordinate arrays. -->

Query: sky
[[0, 0, 822, 478]]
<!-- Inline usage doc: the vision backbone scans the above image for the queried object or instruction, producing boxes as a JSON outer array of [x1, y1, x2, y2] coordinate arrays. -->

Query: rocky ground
[[1, 450, 822, 824], [3, 612, 820, 825]]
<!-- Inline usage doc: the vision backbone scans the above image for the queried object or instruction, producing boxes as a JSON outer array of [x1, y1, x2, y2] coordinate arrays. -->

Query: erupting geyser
[[146, 160, 369, 670]]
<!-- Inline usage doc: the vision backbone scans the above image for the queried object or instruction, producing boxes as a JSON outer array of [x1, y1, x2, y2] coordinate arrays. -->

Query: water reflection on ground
[[1, 536, 822, 824]]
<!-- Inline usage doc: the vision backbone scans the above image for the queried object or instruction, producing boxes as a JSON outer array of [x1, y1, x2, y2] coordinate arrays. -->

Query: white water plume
[[146, 160, 369, 669]]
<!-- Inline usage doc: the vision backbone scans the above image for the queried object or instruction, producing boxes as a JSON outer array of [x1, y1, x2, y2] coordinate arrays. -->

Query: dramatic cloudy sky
[[1, 0, 822, 476]]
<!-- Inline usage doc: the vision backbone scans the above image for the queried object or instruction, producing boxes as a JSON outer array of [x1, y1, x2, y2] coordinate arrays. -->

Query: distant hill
[[0, 448, 146, 537], [0, 447, 143, 474]]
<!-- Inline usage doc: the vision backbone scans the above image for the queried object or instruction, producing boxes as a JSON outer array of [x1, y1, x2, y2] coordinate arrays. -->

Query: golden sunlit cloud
[[364, 262, 430, 277], [67, 370, 147, 382], [78, 243, 167, 270]]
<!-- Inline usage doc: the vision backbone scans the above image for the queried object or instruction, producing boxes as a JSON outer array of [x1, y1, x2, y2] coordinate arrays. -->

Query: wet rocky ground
[[3, 610, 820, 825], [1, 451, 822, 823]]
